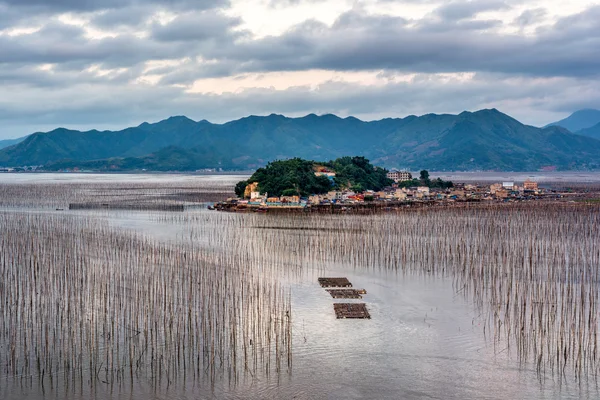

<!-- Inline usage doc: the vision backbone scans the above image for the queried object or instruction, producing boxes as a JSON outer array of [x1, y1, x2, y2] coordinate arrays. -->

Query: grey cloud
[[552, 5, 600, 36], [0, 0, 122, 13], [0, 0, 230, 34], [267, 0, 327, 7], [151, 11, 244, 42], [435, 0, 510, 21], [0, 0, 227, 13], [417, 17, 503, 33], [2, 72, 599, 138], [90, 6, 152, 29], [1, 0, 600, 138], [193, 6, 600, 79], [5, 4, 600, 86], [0, 22, 205, 67], [332, 10, 408, 29], [157, 61, 238, 85], [513, 8, 546, 28], [0, 7, 244, 72], [0, 4, 24, 29], [0, 60, 143, 89]]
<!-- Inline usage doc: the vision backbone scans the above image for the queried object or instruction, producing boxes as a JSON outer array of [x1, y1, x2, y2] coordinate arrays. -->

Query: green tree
[[281, 188, 297, 196], [234, 180, 248, 197], [329, 156, 392, 191], [235, 156, 394, 198], [238, 158, 332, 197], [351, 183, 364, 193]]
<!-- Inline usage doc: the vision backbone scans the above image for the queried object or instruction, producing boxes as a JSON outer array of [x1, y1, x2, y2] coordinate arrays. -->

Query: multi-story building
[[387, 170, 412, 182], [523, 180, 538, 191]]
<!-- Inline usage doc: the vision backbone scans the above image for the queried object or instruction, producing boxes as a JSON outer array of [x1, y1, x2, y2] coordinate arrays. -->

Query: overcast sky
[[0, 0, 599, 138]]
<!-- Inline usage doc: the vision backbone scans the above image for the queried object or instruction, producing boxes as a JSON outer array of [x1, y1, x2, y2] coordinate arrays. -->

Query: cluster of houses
[[488, 180, 540, 198], [228, 179, 544, 209], [305, 180, 542, 204]]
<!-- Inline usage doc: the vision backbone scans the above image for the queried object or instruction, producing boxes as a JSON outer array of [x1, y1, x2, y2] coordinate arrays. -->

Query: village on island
[[213, 156, 551, 212]]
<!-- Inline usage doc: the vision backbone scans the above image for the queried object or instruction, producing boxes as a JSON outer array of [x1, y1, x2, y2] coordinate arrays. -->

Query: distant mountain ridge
[[576, 123, 600, 141], [0, 135, 28, 150], [2, 109, 600, 171], [546, 109, 600, 132]]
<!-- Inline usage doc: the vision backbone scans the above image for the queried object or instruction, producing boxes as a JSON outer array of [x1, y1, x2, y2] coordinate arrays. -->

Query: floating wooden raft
[[326, 289, 367, 299], [318, 277, 352, 288], [333, 303, 371, 319]]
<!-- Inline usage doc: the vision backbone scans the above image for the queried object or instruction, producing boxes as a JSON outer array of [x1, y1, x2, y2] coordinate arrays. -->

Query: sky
[[0, 0, 599, 138]]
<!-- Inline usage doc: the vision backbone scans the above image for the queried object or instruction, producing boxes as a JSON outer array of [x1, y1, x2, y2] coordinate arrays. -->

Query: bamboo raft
[[333, 303, 371, 319], [318, 277, 352, 288], [326, 289, 367, 299]]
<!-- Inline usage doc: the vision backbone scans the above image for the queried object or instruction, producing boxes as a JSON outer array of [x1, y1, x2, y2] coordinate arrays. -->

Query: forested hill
[[2, 109, 600, 171], [235, 157, 392, 198]]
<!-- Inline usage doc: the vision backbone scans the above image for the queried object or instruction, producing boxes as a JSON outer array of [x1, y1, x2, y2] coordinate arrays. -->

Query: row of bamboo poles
[[172, 202, 600, 381], [0, 211, 292, 393]]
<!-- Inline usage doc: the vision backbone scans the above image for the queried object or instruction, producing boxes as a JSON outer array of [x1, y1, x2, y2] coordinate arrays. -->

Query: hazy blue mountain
[[3, 109, 600, 171], [0, 135, 28, 150], [368, 109, 600, 171], [575, 122, 600, 141], [546, 109, 600, 132]]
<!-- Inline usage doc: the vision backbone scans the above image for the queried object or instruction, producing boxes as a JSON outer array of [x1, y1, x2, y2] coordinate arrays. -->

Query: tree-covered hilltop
[[235, 156, 393, 198], [235, 158, 332, 197], [325, 156, 391, 193]]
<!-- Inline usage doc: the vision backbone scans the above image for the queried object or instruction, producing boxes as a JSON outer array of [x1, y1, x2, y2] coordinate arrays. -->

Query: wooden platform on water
[[333, 303, 371, 319], [318, 277, 352, 288], [326, 289, 366, 299]]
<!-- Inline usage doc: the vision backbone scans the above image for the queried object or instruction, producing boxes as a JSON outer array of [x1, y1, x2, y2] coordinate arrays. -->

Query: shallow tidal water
[[2, 173, 600, 399], [87, 209, 596, 399]]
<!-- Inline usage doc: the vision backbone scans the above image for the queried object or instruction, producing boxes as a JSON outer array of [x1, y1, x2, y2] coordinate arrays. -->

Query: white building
[[387, 170, 412, 183]]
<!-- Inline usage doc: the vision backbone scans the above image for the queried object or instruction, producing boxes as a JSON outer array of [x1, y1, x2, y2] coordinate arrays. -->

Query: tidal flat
[[1, 173, 600, 399]]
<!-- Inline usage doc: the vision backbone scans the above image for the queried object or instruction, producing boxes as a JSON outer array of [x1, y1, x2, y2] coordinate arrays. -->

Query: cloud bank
[[0, 0, 599, 137]]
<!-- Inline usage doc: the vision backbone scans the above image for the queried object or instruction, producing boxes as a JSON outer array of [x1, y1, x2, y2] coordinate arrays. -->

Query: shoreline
[[213, 195, 598, 214]]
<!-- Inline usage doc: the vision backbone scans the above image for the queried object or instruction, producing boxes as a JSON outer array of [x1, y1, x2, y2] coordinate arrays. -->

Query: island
[[214, 156, 459, 212]]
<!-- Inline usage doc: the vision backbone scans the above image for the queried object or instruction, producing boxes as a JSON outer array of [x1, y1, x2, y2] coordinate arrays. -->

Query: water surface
[[1, 173, 599, 399]]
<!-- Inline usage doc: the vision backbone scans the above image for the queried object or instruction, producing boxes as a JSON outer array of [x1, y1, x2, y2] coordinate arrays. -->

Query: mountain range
[[0, 136, 27, 151], [545, 109, 600, 141], [545, 109, 600, 133], [1, 108, 600, 171]]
